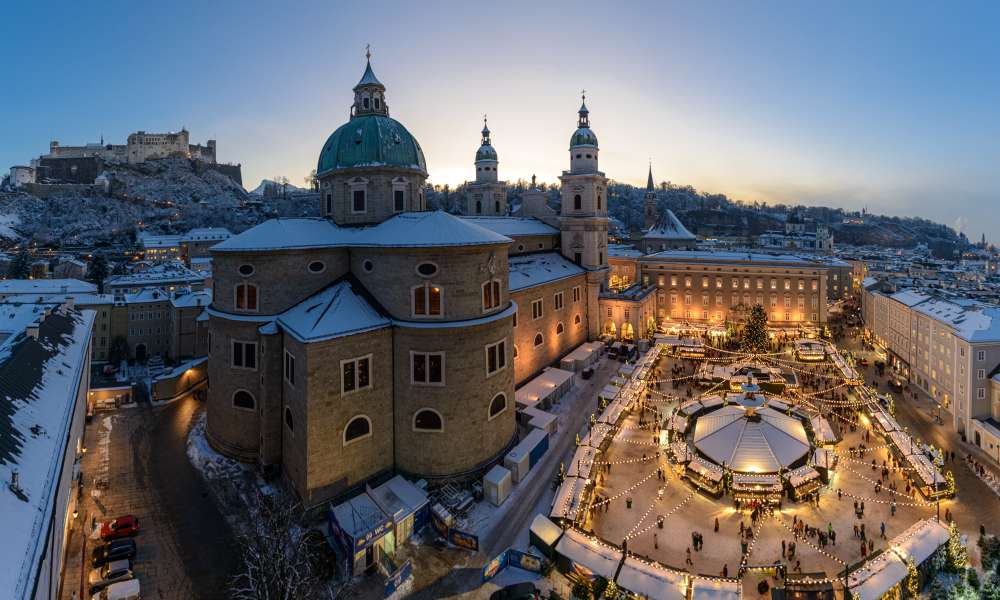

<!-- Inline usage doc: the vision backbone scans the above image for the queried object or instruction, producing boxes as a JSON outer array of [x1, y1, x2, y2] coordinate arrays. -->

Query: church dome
[[317, 115, 427, 176], [475, 143, 498, 162], [570, 127, 598, 148]]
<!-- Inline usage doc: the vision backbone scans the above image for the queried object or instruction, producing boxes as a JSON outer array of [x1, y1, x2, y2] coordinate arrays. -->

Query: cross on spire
[[365, 44, 371, 62]]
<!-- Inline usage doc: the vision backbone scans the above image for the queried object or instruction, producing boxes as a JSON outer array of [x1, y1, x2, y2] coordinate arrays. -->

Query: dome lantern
[[351, 45, 389, 118]]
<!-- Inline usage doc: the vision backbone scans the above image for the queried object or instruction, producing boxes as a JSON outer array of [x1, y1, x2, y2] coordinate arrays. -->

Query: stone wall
[[349, 245, 509, 322], [36, 156, 104, 184], [21, 182, 105, 198], [319, 167, 426, 226], [392, 316, 516, 477], [205, 314, 267, 460], [508, 234, 560, 255], [510, 272, 590, 385]]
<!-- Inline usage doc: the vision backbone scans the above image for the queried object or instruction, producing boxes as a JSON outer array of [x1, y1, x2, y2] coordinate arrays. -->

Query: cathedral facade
[[204, 58, 606, 507]]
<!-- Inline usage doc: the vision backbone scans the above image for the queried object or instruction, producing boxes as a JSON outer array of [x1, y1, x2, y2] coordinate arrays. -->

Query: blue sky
[[2, 1, 998, 242]]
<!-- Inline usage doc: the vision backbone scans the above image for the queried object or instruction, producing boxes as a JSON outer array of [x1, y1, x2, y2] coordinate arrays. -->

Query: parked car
[[100, 515, 140, 541], [91, 539, 137, 567], [490, 582, 541, 600], [91, 579, 140, 600], [88, 559, 134, 594]]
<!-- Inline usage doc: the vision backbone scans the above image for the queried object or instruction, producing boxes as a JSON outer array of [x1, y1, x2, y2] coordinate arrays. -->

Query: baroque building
[[205, 57, 606, 507]]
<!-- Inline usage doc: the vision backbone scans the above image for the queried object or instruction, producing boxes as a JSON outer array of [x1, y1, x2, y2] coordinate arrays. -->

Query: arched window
[[413, 409, 443, 432], [343, 415, 372, 445], [573, 194, 582, 210], [495, 200, 500, 213], [489, 393, 507, 419], [533, 333, 543, 347], [363, 97, 370, 109], [284, 407, 294, 432], [574, 314, 582, 325], [476, 200, 482, 214], [597, 194, 602, 210], [232, 390, 255, 410], [374, 97, 381, 109], [235, 283, 258, 311], [556, 322, 565, 335], [513, 345, 518, 358]]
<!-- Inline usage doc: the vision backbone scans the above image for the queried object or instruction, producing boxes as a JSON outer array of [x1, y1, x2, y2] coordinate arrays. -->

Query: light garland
[[773, 514, 847, 567], [625, 491, 695, 540]]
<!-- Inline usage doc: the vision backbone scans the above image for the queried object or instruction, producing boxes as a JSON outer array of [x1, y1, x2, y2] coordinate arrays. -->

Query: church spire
[[352, 45, 388, 118], [577, 90, 590, 128], [646, 162, 655, 192], [481, 114, 491, 146]]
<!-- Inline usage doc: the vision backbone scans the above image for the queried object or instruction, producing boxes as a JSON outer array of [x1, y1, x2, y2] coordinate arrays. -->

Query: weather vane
[[365, 44, 371, 61], [581, 89, 586, 102]]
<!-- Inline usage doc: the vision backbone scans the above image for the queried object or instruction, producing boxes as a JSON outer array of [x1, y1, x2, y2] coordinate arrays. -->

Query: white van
[[92, 579, 140, 600]]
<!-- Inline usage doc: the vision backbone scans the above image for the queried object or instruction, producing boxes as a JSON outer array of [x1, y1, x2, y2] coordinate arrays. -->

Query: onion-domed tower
[[466, 116, 506, 215], [316, 52, 428, 225]]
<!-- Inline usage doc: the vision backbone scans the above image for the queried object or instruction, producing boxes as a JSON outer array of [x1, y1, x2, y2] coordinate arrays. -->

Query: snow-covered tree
[[740, 304, 769, 354]]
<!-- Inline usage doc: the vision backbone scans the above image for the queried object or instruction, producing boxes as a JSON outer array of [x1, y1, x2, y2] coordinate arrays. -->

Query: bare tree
[[305, 169, 318, 192], [229, 491, 336, 600]]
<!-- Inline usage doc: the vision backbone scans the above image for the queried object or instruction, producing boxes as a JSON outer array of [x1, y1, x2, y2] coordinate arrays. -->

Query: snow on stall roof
[[459, 216, 558, 237], [0, 305, 94, 598], [553, 529, 621, 580], [689, 577, 741, 600], [213, 212, 511, 253], [508, 252, 586, 291], [330, 492, 389, 540], [615, 556, 687, 600], [277, 278, 390, 343], [643, 209, 696, 241], [0, 279, 97, 296]]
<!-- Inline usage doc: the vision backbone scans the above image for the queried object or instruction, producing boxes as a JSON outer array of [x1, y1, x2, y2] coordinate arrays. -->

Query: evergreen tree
[[947, 522, 969, 572], [87, 255, 110, 294], [6, 248, 31, 279], [740, 304, 769, 354], [906, 558, 920, 598]]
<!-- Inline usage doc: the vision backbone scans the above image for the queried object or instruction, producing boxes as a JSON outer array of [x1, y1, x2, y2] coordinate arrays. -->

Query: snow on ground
[[186, 412, 246, 480], [0, 212, 20, 239]]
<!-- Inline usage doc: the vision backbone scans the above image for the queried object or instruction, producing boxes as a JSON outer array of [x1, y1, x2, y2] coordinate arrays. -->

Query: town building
[[44, 128, 216, 165], [0, 300, 94, 599], [758, 211, 834, 254], [464, 118, 507, 216], [107, 261, 207, 295]]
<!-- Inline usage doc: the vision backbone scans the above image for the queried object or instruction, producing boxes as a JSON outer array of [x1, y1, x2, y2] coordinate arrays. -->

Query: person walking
[[880, 522, 886, 540], [715, 517, 719, 533], [686, 547, 693, 566]]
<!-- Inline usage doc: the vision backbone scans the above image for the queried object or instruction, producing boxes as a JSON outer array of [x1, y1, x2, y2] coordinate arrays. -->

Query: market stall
[[553, 528, 622, 582], [732, 473, 783, 506], [614, 556, 687, 600], [785, 465, 822, 500], [685, 456, 724, 497]]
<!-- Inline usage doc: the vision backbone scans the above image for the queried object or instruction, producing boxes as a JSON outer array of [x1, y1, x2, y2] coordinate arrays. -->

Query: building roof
[[213, 212, 511, 253], [642, 250, 818, 267], [889, 289, 930, 307], [0, 304, 94, 597], [277, 277, 391, 343], [643, 210, 696, 241], [182, 227, 232, 242], [317, 115, 426, 176], [108, 262, 204, 287], [508, 252, 586, 291], [912, 297, 1000, 343], [170, 289, 212, 309], [459, 216, 558, 237], [0, 279, 97, 296], [608, 244, 644, 259], [692, 401, 810, 473]]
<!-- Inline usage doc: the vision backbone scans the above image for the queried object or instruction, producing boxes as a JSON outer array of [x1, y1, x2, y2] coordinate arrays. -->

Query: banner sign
[[449, 528, 480, 552], [508, 549, 544, 573], [384, 560, 413, 598], [483, 550, 509, 582]]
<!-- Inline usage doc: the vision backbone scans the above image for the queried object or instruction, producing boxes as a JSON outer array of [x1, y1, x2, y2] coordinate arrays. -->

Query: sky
[[2, 1, 998, 242]]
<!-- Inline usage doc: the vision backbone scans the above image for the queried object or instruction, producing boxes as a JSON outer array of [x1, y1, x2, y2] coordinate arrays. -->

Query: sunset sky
[[3, 1, 998, 241]]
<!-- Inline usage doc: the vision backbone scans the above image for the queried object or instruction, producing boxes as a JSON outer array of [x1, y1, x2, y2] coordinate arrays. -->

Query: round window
[[238, 264, 254, 277], [416, 262, 438, 277], [363, 260, 374, 273], [308, 261, 325, 273]]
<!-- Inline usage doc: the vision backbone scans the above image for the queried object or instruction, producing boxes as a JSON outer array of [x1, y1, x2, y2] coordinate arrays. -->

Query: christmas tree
[[740, 304, 769, 354], [906, 557, 919, 598], [947, 521, 968, 572]]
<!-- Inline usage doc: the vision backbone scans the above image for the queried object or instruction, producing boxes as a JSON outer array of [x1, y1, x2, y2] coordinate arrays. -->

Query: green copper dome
[[317, 115, 427, 176], [475, 144, 498, 162], [570, 127, 598, 148]]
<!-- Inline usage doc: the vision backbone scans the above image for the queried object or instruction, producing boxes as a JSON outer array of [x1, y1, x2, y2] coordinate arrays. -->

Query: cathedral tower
[[559, 95, 608, 269], [643, 164, 658, 231], [466, 116, 506, 215]]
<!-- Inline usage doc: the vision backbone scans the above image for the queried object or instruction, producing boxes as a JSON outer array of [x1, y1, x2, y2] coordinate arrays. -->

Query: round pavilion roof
[[692, 404, 810, 473]]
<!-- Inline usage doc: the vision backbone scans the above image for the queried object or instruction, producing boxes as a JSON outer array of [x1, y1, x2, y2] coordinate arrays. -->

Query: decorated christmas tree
[[740, 304, 769, 354], [947, 521, 968, 572]]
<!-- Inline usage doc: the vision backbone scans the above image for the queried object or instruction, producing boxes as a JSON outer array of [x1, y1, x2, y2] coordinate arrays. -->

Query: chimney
[[26, 321, 40, 339]]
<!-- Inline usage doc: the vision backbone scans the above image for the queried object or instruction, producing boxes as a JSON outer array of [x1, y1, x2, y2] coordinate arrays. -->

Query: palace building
[[204, 57, 606, 507]]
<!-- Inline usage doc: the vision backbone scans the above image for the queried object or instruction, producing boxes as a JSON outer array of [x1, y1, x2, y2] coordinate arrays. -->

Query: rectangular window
[[411, 351, 444, 385], [413, 284, 443, 316], [624, 309, 630, 320], [784, 279, 791, 290], [798, 280, 805, 291], [231, 340, 257, 370], [978, 351, 986, 361], [532, 299, 543, 320], [978, 387, 986, 400], [731, 278, 739, 289], [572, 286, 581, 303], [513, 309, 518, 328], [325, 193, 333, 213], [811, 280, 818, 291], [486, 340, 507, 376], [352, 189, 366, 213], [702, 295, 709, 306], [715, 278, 723, 289], [978, 369, 986, 381], [284, 350, 295, 386], [670, 276, 678, 287], [554, 292, 564, 310], [756, 279, 763, 290], [702, 277, 709, 288], [394, 189, 405, 212], [342, 355, 372, 394], [483, 280, 501, 310]]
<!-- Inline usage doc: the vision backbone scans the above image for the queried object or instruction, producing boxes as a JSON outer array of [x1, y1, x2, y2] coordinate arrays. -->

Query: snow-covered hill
[[249, 179, 310, 196]]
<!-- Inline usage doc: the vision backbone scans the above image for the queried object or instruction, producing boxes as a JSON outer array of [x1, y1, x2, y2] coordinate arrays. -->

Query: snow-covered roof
[[277, 278, 390, 343], [171, 290, 212, 308], [608, 244, 644, 258], [643, 209, 696, 241], [615, 556, 687, 600], [125, 288, 172, 304], [213, 212, 511, 253], [912, 297, 1000, 342], [139, 232, 183, 248], [889, 289, 930, 307], [0, 279, 97, 296], [508, 252, 586, 291], [553, 529, 621, 580], [0, 302, 59, 343], [108, 262, 205, 287], [0, 304, 94, 598], [459, 216, 559, 237], [689, 577, 741, 600], [329, 492, 390, 541], [182, 227, 232, 242], [641, 250, 818, 267], [692, 405, 810, 472]]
